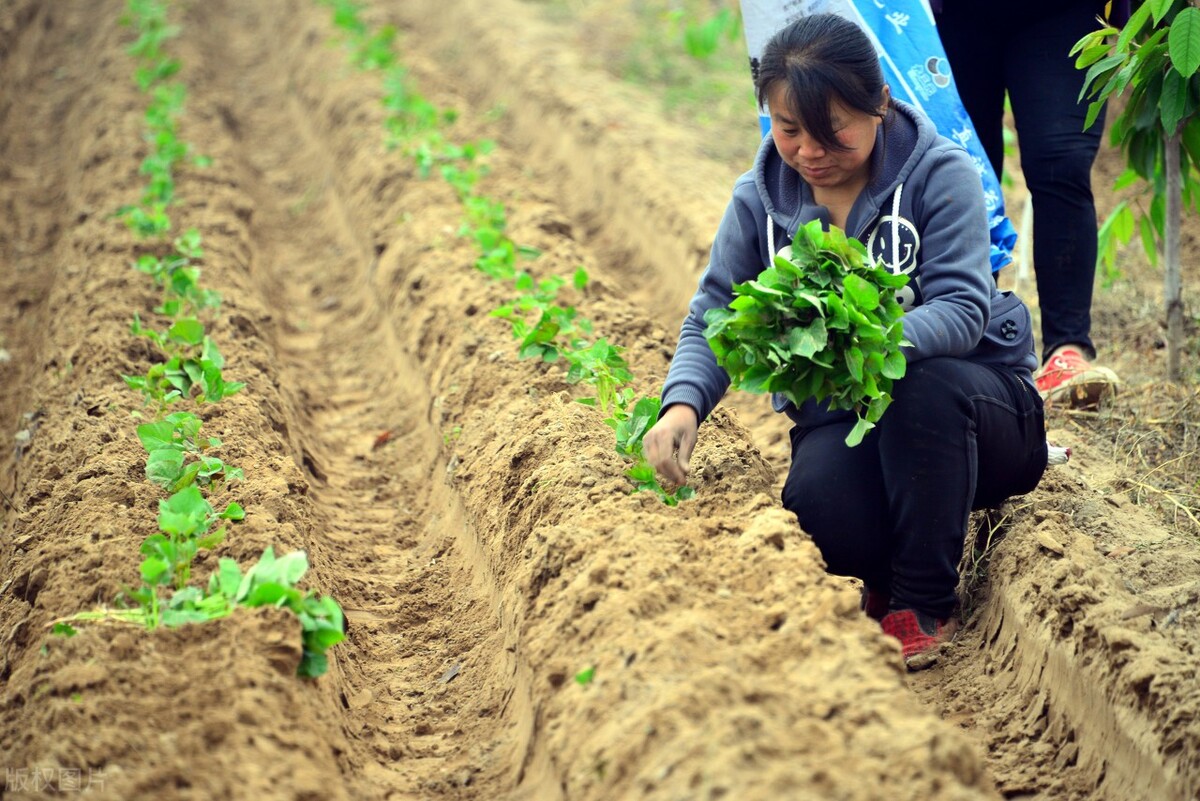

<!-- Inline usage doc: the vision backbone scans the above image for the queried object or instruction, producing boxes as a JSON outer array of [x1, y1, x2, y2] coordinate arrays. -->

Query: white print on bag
[[906, 55, 951, 101], [866, 215, 921, 310]]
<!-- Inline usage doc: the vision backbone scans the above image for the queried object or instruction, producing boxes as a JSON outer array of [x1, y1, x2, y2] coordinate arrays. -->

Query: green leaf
[[626, 462, 657, 484], [1139, 212, 1160, 266], [137, 420, 177, 452], [51, 622, 78, 638], [845, 347, 864, 383], [1112, 167, 1142, 192], [146, 448, 186, 488], [1150, 0, 1174, 25], [244, 582, 292, 607], [214, 558, 243, 599], [881, 349, 907, 380], [1080, 53, 1126, 102], [841, 273, 880, 310], [1119, 1, 1153, 54], [1183, 117, 1200, 165], [787, 318, 828, 358], [1075, 42, 1113, 69], [157, 486, 212, 538], [739, 364, 775, 393], [275, 551, 311, 585], [168, 318, 205, 346], [728, 294, 759, 311], [297, 652, 329, 679], [196, 526, 226, 550], [1161, 68, 1188, 132], [140, 554, 171, 584], [574, 666, 596, 686], [844, 417, 873, 447], [1170, 8, 1200, 78]]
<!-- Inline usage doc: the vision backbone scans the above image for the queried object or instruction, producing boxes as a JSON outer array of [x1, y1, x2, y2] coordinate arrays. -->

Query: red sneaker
[[880, 608, 959, 671], [1035, 348, 1118, 408]]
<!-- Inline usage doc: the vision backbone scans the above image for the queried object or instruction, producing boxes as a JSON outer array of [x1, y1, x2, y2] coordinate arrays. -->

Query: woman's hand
[[643, 403, 699, 486]]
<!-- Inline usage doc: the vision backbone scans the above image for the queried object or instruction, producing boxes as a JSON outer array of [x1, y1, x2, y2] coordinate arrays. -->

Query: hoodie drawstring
[[891, 184, 903, 272]]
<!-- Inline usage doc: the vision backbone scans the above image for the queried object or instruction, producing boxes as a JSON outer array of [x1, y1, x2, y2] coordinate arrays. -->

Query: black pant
[[936, 0, 1105, 363], [781, 358, 1047, 618]]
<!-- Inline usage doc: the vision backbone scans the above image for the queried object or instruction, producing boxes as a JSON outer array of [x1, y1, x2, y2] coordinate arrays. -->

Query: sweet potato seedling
[[325, 8, 692, 506], [137, 412, 244, 491], [142, 484, 244, 589], [133, 228, 221, 316], [611, 395, 694, 505], [124, 323, 245, 410], [58, 546, 343, 678], [491, 271, 591, 361], [565, 338, 634, 416], [86, 0, 348, 682], [206, 547, 346, 678]]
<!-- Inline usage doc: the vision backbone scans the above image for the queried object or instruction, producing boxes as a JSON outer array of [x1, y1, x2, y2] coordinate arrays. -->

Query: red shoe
[[1035, 348, 1118, 408], [880, 608, 959, 671]]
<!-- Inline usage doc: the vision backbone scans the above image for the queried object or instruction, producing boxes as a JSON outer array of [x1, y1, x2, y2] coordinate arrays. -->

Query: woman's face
[[767, 84, 886, 192]]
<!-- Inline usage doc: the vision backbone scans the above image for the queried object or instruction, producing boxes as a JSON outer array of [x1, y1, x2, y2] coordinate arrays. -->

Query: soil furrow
[[178, 1, 555, 796]]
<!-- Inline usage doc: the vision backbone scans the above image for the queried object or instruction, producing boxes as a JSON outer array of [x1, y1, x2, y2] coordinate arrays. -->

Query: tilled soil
[[0, 1, 1197, 800]]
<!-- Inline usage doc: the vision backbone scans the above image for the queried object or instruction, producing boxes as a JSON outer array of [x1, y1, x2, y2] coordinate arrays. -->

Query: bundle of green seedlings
[[52, 0, 344, 679], [319, 0, 692, 505], [704, 219, 910, 447]]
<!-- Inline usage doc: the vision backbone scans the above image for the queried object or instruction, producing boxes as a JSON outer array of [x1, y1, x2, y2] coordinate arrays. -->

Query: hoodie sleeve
[[901, 144, 993, 362], [660, 178, 765, 423]]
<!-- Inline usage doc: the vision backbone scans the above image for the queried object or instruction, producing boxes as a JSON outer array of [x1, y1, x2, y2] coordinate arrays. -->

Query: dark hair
[[754, 14, 888, 152]]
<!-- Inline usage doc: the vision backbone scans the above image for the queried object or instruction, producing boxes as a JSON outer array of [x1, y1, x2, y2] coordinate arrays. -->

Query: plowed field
[[2, 2, 1198, 800]]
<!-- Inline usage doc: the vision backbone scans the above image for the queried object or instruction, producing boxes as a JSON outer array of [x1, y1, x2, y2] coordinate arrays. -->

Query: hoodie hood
[[752, 99, 931, 242]]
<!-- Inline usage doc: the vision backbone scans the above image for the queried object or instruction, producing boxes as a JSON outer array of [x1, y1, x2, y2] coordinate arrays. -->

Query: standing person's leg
[[1007, 0, 1119, 403], [934, 4, 1008, 177], [873, 357, 1046, 665]]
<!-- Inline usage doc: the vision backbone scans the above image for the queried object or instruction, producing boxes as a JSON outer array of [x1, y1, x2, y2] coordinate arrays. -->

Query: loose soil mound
[[0, 1, 1197, 800]]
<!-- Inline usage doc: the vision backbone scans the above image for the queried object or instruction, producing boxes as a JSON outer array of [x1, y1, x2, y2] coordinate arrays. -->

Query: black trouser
[[781, 358, 1047, 619], [936, 0, 1105, 363]]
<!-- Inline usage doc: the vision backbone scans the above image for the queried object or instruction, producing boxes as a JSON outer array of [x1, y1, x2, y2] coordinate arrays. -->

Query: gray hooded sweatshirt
[[660, 99, 1038, 429]]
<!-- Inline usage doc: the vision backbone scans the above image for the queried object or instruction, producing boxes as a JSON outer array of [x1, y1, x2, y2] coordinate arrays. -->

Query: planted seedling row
[[52, 0, 344, 679], [317, 0, 693, 504]]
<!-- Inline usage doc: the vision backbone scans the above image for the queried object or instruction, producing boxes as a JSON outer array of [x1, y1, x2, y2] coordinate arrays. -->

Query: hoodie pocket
[[966, 290, 1035, 369]]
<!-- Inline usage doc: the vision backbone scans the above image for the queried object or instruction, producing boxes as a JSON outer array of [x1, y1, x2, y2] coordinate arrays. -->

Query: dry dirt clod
[[1033, 529, 1066, 555]]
